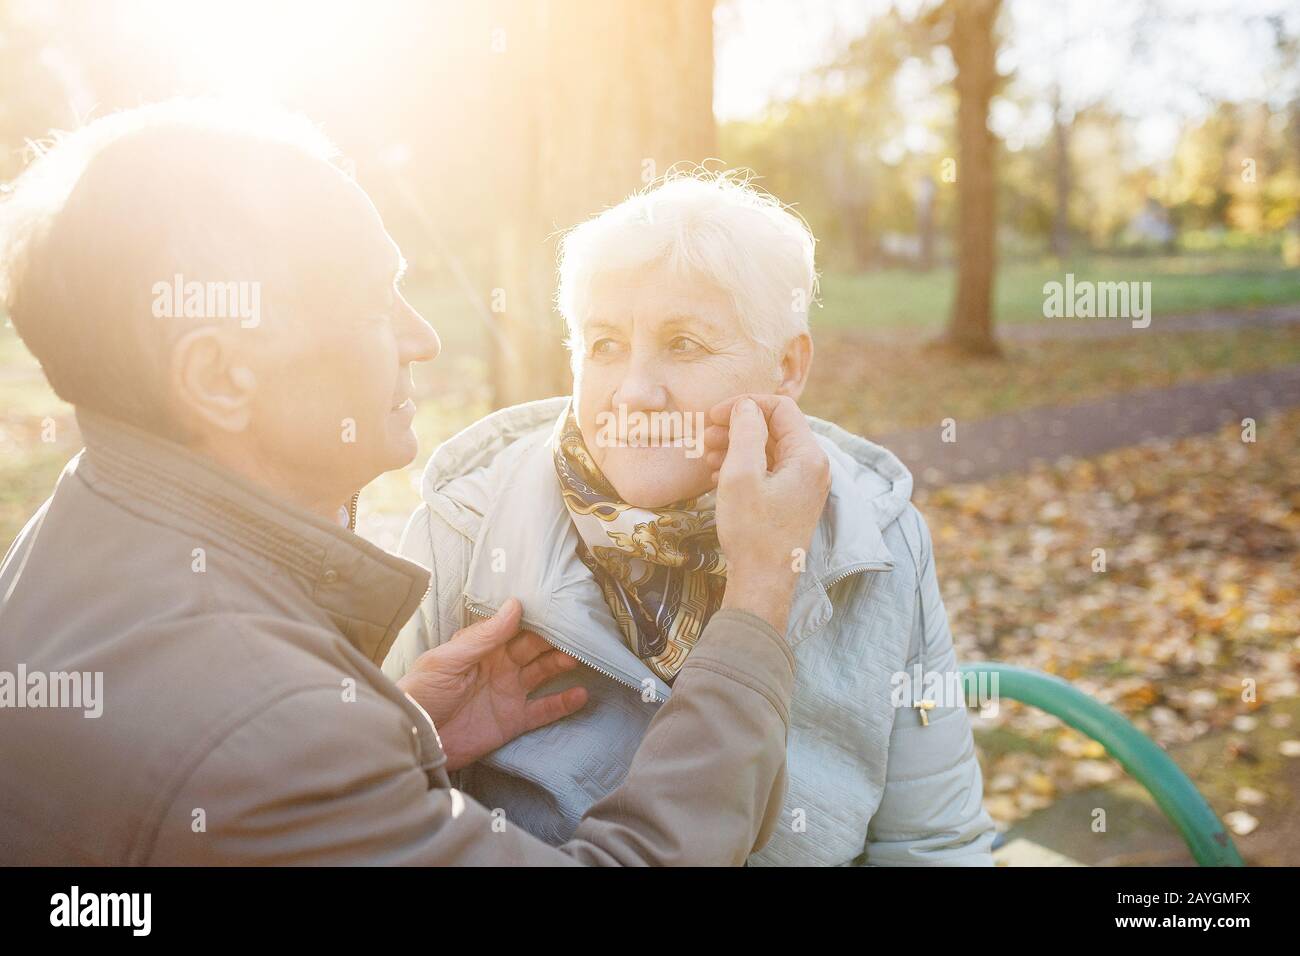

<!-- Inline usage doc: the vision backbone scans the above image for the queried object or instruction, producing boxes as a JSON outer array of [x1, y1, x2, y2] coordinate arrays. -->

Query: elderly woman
[[383, 173, 996, 865]]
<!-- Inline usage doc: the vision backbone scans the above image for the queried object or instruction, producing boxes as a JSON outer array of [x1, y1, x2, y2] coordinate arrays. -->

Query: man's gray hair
[[0, 99, 344, 438]]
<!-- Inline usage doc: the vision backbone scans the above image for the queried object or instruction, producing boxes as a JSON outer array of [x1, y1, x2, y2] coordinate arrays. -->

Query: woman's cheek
[[573, 364, 613, 442], [674, 356, 756, 408]]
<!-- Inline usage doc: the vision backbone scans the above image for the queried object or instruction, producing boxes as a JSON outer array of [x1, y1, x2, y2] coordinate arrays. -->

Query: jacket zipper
[[345, 492, 435, 621], [465, 599, 663, 702], [821, 561, 892, 590], [463, 565, 891, 703]]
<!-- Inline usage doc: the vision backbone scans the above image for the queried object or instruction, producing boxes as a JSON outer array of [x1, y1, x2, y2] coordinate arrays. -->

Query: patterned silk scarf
[[552, 404, 728, 683]]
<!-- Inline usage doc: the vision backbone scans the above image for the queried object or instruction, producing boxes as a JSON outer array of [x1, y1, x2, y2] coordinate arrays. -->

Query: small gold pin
[[914, 699, 936, 726]]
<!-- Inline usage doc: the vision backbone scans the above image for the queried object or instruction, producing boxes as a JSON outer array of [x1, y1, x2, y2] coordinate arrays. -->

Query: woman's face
[[573, 261, 807, 508]]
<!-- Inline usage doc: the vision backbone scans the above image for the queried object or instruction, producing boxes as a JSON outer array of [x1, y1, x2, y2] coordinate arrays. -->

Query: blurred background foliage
[[3, 0, 1299, 541], [2, 1, 1298, 380]]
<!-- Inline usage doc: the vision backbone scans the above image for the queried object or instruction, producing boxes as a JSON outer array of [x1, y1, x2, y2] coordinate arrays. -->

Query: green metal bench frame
[[958, 662, 1245, 867]]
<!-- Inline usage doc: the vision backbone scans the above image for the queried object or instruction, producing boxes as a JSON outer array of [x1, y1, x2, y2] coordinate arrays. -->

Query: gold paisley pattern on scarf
[[552, 404, 728, 682]]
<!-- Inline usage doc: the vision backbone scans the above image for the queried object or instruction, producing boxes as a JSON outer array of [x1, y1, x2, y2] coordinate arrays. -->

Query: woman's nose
[[611, 359, 668, 412]]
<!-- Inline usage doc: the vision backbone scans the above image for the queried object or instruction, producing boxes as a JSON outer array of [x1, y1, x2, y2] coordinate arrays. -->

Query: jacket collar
[[459, 421, 674, 698], [445, 399, 905, 698], [74, 409, 431, 665]]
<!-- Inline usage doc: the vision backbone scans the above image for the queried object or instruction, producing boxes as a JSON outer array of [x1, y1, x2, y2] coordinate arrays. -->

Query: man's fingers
[[718, 397, 769, 484], [709, 395, 807, 462], [703, 424, 730, 449], [708, 395, 747, 426], [519, 649, 580, 693], [727, 394, 820, 475], [504, 629, 550, 667], [441, 597, 523, 666], [703, 428, 730, 471], [759, 395, 817, 467], [522, 686, 588, 732], [707, 393, 788, 427]]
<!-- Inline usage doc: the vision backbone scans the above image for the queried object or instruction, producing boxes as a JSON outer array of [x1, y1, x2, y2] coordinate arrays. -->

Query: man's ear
[[775, 332, 813, 400], [169, 326, 256, 434]]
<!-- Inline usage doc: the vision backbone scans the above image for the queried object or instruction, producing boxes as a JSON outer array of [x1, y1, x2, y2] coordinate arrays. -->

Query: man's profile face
[[237, 174, 441, 502]]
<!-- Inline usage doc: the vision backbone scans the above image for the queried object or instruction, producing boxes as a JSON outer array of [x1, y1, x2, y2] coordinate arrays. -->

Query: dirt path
[[876, 365, 1300, 491], [999, 304, 1300, 342]]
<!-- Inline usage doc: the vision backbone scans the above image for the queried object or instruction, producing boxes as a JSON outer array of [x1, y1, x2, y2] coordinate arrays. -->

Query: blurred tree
[[720, 91, 917, 272], [1267, 11, 1300, 252], [489, 0, 716, 406], [1050, 83, 1070, 260], [835, 0, 1007, 351], [720, 9, 958, 276], [1162, 104, 1237, 231], [917, 173, 937, 269], [930, 0, 1004, 356], [1160, 100, 1300, 239], [0, 0, 717, 409], [1070, 108, 1148, 247]]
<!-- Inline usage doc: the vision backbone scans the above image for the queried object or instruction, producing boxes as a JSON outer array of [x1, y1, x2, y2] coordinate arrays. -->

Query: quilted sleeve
[[863, 506, 997, 866]]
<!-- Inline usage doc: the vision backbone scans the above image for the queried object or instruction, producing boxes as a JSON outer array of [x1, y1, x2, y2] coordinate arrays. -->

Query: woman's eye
[[590, 338, 618, 356], [669, 335, 703, 353]]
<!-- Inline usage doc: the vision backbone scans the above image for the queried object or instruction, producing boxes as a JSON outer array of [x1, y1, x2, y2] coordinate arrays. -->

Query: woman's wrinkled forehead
[[581, 261, 739, 336]]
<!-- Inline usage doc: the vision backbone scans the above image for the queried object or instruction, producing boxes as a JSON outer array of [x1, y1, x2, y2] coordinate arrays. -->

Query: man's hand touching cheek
[[396, 598, 588, 771], [705, 396, 831, 634]]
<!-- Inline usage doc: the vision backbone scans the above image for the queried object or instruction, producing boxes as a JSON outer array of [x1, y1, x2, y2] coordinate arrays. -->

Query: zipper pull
[[913, 699, 936, 726]]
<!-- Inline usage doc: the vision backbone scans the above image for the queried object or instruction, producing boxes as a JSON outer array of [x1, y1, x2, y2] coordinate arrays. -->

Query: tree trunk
[[917, 174, 936, 271], [1051, 85, 1072, 260], [939, 0, 1002, 356], [491, 0, 716, 407]]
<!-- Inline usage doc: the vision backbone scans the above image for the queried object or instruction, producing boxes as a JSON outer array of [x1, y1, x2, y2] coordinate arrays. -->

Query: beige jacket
[[0, 410, 794, 865]]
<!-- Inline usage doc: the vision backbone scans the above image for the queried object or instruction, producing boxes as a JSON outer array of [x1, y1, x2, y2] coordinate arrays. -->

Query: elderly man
[[0, 102, 829, 865]]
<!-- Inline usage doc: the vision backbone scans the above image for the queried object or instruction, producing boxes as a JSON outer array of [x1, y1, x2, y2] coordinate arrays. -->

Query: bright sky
[[714, 0, 885, 121]]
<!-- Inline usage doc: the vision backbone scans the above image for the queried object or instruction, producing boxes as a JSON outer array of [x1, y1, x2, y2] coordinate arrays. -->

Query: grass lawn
[[816, 254, 1300, 331]]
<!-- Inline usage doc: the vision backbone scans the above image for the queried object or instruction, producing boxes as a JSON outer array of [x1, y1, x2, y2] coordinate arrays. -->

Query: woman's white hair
[[556, 168, 818, 360]]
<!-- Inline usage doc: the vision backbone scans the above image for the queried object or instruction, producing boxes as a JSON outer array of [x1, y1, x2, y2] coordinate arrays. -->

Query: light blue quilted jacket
[[383, 397, 996, 866]]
